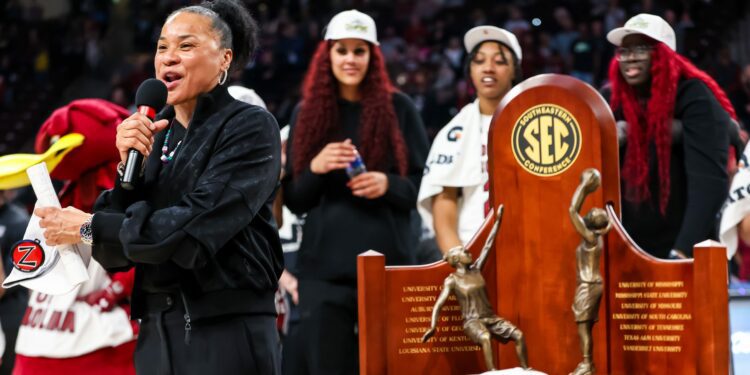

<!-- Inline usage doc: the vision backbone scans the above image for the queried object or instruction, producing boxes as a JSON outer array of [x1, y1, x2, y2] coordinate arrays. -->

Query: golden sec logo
[[511, 104, 581, 176]]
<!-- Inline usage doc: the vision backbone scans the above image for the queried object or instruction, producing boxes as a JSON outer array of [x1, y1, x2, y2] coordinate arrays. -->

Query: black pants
[[283, 280, 358, 375], [135, 303, 281, 375]]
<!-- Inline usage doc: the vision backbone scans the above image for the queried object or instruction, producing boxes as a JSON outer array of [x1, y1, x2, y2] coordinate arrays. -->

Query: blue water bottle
[[346, 150, 367, 178]]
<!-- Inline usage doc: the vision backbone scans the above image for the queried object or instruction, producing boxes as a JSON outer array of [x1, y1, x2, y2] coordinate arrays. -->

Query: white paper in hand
[[2, 163, 90, 295]]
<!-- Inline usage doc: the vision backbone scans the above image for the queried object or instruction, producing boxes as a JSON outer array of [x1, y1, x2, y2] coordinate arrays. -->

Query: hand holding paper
[[35, 206, 92, 246], [2, 163, 91, 295]]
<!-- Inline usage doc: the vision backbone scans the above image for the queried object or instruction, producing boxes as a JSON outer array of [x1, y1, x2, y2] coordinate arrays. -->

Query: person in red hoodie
[[3, 99, 138, 375]]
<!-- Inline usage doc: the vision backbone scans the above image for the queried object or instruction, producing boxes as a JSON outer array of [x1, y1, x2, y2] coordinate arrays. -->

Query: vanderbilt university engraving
[[511, 104, 581, 176]]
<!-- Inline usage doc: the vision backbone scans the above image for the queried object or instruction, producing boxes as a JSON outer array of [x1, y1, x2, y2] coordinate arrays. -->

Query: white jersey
[[720, 143, 750, 259], [15, 261, 135, 358], [418, 100, 491, 245], [454, 114, 492, 244]]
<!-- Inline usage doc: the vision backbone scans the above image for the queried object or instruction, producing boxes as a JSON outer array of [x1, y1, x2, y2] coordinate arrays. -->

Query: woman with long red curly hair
[[281, 10, 429, 374], [605, 13, 736, 260]]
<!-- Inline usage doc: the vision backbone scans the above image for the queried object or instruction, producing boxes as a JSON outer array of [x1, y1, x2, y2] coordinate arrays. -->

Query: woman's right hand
[[310, 139, 356, 174], [278, 269, 299, 305], [115, 113, 170, 164]]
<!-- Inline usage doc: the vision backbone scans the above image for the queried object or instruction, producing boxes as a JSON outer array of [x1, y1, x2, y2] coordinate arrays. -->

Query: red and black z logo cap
[[11, 239, 46, 273]]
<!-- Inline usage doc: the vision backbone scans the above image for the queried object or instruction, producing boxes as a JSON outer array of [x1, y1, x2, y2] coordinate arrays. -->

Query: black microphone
[[121, 79, 168, 190]]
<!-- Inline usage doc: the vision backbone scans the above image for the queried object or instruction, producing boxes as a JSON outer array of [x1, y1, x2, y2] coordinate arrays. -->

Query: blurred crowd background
[[2, 0, 750, 154], [2, 2, 750, 371]]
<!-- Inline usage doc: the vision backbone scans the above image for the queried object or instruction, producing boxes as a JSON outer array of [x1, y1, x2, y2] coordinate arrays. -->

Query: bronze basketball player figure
[[568, 168, 612, 375], [422, 205, 529, 371]]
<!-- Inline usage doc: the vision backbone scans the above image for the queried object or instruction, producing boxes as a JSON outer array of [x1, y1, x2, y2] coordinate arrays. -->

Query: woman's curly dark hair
[[291, 40, 409, 177], [609, 42, 737, 214], [171, 0, 258, 73]]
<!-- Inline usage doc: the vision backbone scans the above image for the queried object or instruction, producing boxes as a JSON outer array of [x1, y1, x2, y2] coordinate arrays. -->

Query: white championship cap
[[3, 163, 90, 296], [463, 25, 522, 62], [228, 85, 267, 110], [324, 9, 379, 45], [607, 13, 676, 51]]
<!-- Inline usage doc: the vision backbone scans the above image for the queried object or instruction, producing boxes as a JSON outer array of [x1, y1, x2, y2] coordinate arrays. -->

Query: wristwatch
[[80, 215, 94, 246]]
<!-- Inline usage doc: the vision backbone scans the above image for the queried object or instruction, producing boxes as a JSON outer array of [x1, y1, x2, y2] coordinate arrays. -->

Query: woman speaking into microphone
[[34, 0, 283, 373]]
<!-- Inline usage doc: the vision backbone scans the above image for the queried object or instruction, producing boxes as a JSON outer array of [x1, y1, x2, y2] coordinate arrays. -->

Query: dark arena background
[[0, 0, 749, 373]]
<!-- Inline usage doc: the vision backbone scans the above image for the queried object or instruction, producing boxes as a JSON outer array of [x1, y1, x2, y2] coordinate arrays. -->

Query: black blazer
[[91, 84, 283, 319]]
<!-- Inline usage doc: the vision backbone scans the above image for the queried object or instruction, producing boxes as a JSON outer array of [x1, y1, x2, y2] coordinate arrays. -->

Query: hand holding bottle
[[310, 139, 357, 174]]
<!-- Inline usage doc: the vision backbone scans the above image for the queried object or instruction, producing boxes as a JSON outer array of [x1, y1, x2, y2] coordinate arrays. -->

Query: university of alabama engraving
[[511, 104, 581, 176]]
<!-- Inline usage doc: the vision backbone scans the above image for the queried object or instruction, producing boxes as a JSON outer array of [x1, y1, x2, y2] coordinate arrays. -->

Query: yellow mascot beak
[[0, 133, 84, 189]]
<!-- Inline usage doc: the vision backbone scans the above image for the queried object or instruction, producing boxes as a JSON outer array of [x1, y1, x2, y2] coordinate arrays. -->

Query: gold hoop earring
[[218, 69, 228, 85]]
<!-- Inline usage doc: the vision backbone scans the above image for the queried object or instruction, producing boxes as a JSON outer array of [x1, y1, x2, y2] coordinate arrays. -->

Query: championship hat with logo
[[463, 25, 522, 62], [324, 9, 379, 45], [607, 13, 676, 51], [3, 162, 91, 296]]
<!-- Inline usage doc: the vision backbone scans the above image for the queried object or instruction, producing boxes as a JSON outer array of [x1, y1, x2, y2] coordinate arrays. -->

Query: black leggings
[[135, 307, 281, 375]]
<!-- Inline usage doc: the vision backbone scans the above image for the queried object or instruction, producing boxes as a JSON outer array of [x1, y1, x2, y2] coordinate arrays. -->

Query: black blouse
[[617, 79, 731, 258], [283, 92, 430, 284]]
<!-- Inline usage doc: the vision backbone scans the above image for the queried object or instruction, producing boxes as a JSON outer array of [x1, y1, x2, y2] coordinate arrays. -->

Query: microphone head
[[135, 78, 168, 110]]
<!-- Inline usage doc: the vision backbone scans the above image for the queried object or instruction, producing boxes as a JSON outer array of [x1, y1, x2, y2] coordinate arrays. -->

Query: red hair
[[609, 42, 737, 214], [291, 41, 408, 177]]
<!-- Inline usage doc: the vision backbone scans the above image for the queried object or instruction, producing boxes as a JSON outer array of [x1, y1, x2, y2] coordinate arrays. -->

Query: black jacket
[[283, 92, 430, 284], [605, 79, 730, 258], [91, 85, 283, 319]]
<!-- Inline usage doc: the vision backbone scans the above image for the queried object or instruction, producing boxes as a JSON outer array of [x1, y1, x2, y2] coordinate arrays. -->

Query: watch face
[[80, 218, 94, 245]]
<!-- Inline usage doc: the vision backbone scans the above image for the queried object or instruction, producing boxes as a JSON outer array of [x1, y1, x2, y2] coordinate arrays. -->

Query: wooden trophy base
[[479, 368, 548, 375]]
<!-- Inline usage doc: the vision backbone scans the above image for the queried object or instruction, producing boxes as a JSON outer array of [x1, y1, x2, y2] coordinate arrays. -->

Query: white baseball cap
[[324, 10, 379, 45], [228, 85, 267, 110], [607, 13, 676, 51], [464, 26, 522, 62]]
